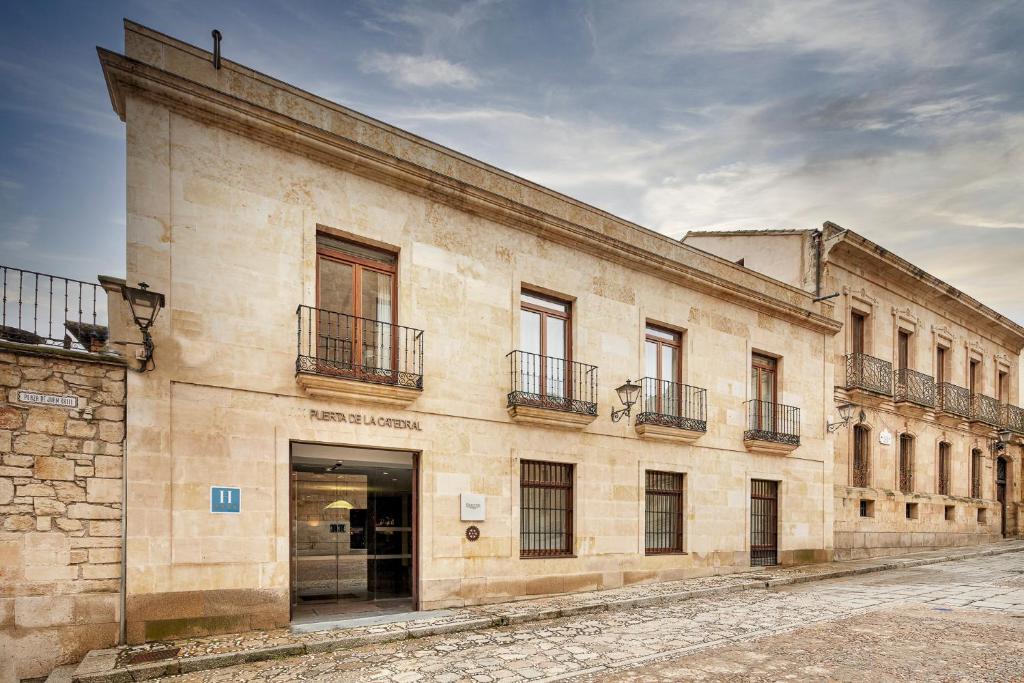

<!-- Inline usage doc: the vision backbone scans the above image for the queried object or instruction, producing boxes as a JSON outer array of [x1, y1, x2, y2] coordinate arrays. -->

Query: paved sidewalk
[[71, 540, 1024, 683]]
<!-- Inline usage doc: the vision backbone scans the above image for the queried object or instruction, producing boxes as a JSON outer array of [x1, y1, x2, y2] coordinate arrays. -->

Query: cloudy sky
[[1, 1, 1023, 323]]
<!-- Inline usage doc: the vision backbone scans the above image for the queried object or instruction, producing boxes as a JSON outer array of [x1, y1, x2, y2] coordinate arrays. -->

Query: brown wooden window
[[519, 291, 571, 400], [852, 425, 870, 488], [751, 353, 778, 431], [897, 331, 910, 371], [851, 312, 866, 355], [898, 434, 914, 493], [969, 359, 980, 395], [997, 370, 1009, 403], [644, 325, 682, 416], [645, 471, 684, 554], [315, 233, 397, 373], [970, 448, 982, 498], [936, 346, 947, 385], [938, 442, 951, 496], [520, 460, 573, 558]]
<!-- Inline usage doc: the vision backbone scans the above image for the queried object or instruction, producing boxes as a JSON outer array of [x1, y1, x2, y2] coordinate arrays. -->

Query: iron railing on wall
[[0, 265, 106, 352], [1002, 404, 1024, 434], [507, 350, 598, 416], [846, 352, 893, 395], [744, 400, 800, 446], [894, 368, 935, 408], [971, 393, 1002, 427], [296, 305, 424, 389], [634, 378, 707, 432], [937, 383, 971, 418]]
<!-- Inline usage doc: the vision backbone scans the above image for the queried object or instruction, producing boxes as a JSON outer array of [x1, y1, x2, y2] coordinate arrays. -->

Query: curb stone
[[71, 542, 1024, 683]]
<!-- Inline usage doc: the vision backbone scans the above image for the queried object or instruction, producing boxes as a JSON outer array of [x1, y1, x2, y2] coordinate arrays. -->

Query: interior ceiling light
[[324, 499, 354, 510]]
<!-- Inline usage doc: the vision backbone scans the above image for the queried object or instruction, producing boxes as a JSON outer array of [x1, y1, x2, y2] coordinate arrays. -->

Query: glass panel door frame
[[751, 353, 778, 432], [520, 290, 572, 401], [645, 324, 682, 416]]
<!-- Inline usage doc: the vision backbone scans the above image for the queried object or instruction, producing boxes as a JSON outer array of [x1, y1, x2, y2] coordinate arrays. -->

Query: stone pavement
[[72, 540, 1024, 682]]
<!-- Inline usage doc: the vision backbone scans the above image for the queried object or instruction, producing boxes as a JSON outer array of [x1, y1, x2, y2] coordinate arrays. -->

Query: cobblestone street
[[154, 552, 1024, 683]]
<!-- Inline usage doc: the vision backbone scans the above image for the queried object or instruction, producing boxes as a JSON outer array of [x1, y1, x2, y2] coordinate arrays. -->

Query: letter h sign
[[211, 486, 241, 513]]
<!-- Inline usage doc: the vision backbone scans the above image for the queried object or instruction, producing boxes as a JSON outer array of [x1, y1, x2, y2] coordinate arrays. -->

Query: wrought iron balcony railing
[[893, 368, 935, 408], [507, 350, 598, 416], [971, 393, 1002, 427], [1, 265, 106, 352], [1002, 404, 1024, 434], [296, 305, 424, 389], [937, 382, 971, 418], [846, 353, 892, 395], [634, 378, 707, 432], [744, 400, 800, 446]]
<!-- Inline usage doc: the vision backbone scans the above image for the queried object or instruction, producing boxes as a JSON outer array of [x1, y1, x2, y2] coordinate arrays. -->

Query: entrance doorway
[[996, 457, 1008, 537], [290, 443, 416, 623], [751, 479, 779, 566]]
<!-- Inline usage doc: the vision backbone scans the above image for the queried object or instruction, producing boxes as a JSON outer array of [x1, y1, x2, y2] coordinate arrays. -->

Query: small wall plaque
[[210, 486, 241, 513], [465, 525, 480, 541], [879, 429, 893, 446], [17, 390, 80, 409], [460, 492, 485, 521]]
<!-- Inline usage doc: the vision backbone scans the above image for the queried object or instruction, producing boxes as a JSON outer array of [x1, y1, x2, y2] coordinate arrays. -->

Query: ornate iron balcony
[[296, 305, 424, 389], [846, 353, 892, 395], [937, 382, 971, 418], [634, 378, 707, 432], [1002, 404, 1024, 434], [744, 400, 800, 446], [971, 393, 1002, 427], [894, 368, 935, 408], [507, 350, 598, 416], [1, 265, 107, 353]]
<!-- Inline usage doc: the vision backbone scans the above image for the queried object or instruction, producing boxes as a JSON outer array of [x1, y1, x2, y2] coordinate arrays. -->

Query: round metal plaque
[[465, 525, 480, 541]]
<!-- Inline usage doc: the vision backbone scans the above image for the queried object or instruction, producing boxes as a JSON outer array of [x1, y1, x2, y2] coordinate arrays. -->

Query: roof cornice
[[96, 38, 840, 336]]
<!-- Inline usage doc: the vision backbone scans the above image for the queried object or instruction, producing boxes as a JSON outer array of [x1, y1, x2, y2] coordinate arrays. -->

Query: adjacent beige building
[[685, 224, 1024, 559], [96, 22, 844, 644]]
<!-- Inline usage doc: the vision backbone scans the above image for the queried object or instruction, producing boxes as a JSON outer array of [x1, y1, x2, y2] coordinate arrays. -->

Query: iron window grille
[[0, 265, 106, 352], [750, 479, 779, 567], [645, 471, 685, 554], [296, 305, 424, 389], [898, 434, 914, 494], [971, 393, 1002, 427], [744, 400, 800, 446], [507, 350, 598, 416], [635, 378, 707, 432], [520, 460, 573, 558], [845, 352, 893, 396], [938, 442, 951, 496], [852, 425, 870, 488], [1002, 404, 1024, 434], [970, 450, 982, 498], [937, 383, 971, 418], [893, 368, 936, 407]]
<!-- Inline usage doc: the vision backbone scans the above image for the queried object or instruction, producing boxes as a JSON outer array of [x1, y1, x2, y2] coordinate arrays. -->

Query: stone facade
[[684, 224, 1024, 559], [97, 21, 842, 645], [0, 344, 126, 681]]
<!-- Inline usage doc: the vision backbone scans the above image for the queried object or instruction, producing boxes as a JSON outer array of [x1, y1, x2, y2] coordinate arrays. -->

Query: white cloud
[[359, 52, 480, 89]]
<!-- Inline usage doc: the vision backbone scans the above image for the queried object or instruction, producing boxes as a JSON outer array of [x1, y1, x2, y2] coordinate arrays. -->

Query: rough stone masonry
[[0, 344, 126, 681]]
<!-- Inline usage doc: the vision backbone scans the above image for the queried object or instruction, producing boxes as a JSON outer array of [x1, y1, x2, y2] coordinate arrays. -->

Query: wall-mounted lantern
[[826, 402, 859, 433], [988, 429, 1013, 455], [611, 379, 642, 423], [120, 282, 165, 372]]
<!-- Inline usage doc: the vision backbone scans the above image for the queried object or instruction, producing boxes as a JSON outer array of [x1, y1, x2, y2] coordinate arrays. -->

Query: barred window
[[520, 461, 573, 557], [852, 425, 870, 488], [938, 442, 951, 496], [970, 449, 982, 498], [898, 434, 914, 493], [645, 471, 685, 554]]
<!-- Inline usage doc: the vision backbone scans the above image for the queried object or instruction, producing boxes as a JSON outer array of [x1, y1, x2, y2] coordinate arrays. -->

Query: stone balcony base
[[634, 423, 704, 444], [743, 437, 799, 455], [296, 372, 421, 407], [507, 405, 597, 429], [893, 401, 933, 419]]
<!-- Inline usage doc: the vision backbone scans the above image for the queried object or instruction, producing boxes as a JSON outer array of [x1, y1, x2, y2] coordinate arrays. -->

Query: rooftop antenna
[[212, 29, 222, 69]]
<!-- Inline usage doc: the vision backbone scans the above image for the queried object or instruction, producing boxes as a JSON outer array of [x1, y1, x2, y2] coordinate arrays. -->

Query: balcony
[[970, 393, 1002, 428], [506, 350, 598, 428], [937, 382, 971, 420], [1002, 404, 1024, 434], [845, 353, 892, 396], [893, 368, 935, 413], [295, 305, 424, 406], [633, 378, 707, 444], [743, 400, 800, 454]]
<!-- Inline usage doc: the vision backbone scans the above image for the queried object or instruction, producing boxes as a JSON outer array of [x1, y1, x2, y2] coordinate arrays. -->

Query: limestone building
[[94, 21, 844, 643], [684, 224, 1024, 558]]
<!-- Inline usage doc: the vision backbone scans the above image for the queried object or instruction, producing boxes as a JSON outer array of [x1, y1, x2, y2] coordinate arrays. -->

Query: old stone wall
[[0, 343, 126, 681]]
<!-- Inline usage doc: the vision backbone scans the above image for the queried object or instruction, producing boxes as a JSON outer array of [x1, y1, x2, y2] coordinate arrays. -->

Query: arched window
[[937, 442, 951, 495], [852, 425, 870, 487], [898, 434, 914, 493]]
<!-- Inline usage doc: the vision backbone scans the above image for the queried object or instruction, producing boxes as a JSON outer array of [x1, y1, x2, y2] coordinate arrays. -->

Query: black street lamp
[[120, 282, 165, 372], [611, 379, 642, 423], [827, 402, 856, 433]]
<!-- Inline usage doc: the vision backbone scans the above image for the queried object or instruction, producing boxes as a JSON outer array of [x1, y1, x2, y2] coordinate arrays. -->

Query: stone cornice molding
[[891, 306, 920, 326], [97, 44, 841, 336]]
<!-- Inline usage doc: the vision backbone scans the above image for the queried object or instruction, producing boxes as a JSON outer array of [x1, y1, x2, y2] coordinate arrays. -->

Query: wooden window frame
[[519, 290, 573, 402], [897, 330, 911, 371], [970, 448, 983, 499], [851, 311, 866, 356], [644, 470, 685, 555], [519, 460, 574, 558], [898, 433, 914, 494], [852, 424, 870, 488], [938, 442, 951, 496], [751, 353, 779, 432]]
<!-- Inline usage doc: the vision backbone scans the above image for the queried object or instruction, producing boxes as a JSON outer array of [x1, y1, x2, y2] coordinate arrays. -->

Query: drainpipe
[[119, 386, 127, 645]]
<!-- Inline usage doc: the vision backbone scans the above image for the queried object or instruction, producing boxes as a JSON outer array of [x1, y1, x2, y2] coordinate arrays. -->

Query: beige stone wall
[[103, 23, 840, 644], [0, 345, 126, 681], [682, 231, 815, 291]]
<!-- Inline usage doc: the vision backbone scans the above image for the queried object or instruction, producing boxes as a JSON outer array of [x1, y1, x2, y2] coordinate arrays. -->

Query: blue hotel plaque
[[210, 486, 241, 513]]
